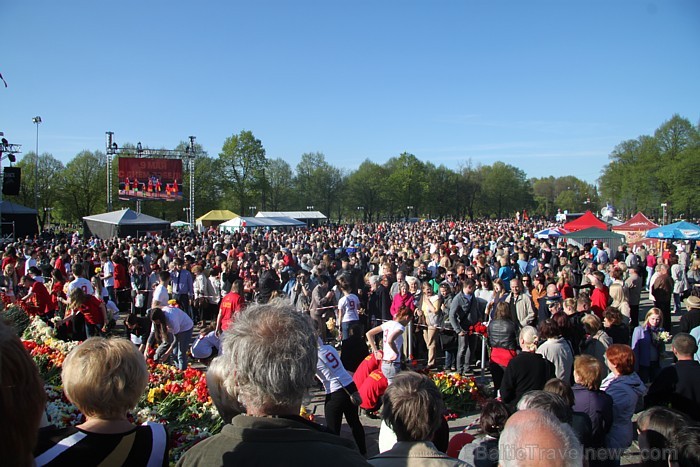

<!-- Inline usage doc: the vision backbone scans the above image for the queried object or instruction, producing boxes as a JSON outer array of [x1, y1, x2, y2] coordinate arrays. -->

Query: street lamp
[[406, 205, 414, 220], [183, 207, 191, 224], [661, 203, 667, 225], [43, 207, 53, 228], [248, 205, 257, 216], [32, 116, 41, 211], [306, 205, 314, 211]]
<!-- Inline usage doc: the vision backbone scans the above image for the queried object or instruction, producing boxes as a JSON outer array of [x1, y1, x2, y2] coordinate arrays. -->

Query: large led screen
[[118, 157, 183, 201]]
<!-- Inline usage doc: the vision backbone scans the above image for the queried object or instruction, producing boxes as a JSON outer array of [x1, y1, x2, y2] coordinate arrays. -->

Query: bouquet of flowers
[[430, 371, 488, 415], [469, 322, 488, 339], [653, 330, 672, 344]]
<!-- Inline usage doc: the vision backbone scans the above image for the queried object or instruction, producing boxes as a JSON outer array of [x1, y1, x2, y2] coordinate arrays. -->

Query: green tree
[[456, 161, 483, 220], [384, 152, 426, 219], [345, 160, 387, 222], [479, 161, 533, 219], [58, 150, 107, 223], [293, 152, 343, 220], [219, 130, 267, 215], [10, 152, 65, 229], [264, 158, 293, 211], [424, 163, 459, 220]]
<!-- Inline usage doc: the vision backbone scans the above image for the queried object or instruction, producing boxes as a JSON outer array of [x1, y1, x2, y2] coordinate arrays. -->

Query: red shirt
[[80, 295, 105, 325], [50, 281, 65, 309], [352, 354, 381, 390], [559, 283, 574, 300], [54, 257, 65, 276], [1, 256, 16, 272], [357, 369, 387, 411], [219, 292, 244, 331], [590, 286, 610, 319], [31, 282, 52, 315], [114, 263, 129, 289]]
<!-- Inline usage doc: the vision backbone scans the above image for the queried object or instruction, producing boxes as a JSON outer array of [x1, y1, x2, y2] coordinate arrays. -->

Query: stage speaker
[[3, 167, 21, 196]]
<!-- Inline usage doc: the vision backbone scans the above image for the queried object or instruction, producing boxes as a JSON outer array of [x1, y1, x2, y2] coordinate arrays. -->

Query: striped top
[[34, 422, 168, 467]]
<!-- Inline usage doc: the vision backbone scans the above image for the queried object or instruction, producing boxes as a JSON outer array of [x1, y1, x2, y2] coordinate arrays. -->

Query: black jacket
[[645, 360, 700, 421], [488, 319, 518, 350], [500, 351, 555, 406]]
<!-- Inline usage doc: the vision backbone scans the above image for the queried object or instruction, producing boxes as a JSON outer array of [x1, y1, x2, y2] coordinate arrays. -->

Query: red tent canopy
[[562, 210, 609, 232], [612, 212, 659, 231]]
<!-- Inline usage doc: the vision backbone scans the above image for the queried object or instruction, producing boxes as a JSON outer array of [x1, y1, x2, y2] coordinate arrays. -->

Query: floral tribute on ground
[[430, 371, 489, 416], [19, 316, 223, 464]]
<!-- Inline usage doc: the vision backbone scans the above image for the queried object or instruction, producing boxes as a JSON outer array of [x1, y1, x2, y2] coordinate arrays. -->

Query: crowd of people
[[1, 217, 700, 466]]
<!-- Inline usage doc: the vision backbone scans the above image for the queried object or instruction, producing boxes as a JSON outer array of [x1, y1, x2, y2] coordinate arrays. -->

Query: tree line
[[16, 114, 696, 227], [599, 114, 700, 222]]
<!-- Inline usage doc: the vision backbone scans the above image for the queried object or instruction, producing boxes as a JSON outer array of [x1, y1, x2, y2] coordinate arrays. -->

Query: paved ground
[[116, 290, 675, 463]]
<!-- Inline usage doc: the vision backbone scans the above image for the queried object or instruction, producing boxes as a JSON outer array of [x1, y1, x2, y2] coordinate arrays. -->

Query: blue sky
[[2, 0, 699, 185]]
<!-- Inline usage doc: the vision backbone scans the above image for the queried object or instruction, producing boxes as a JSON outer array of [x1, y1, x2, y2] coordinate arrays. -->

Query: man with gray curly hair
[[178, 300, 369, 466]]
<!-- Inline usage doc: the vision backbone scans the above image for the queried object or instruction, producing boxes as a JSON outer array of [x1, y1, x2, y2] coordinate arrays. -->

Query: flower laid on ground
[[430, 371, 488, 415], [19, 315, 223, 464], [0, 294, 31, 336]]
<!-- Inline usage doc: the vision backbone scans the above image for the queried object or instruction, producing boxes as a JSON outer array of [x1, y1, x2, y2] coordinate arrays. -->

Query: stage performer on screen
[[155, 178, 162, 198], [125, 177, 130, 193], [173, 179, 179, 196], [133, 178, 140, 196], [147, 178, 153, 197]]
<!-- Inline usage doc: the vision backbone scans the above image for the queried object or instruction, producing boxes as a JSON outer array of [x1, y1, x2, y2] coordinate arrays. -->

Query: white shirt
[[382, 320, 405, 362], [316, 344, 353, 394], [105, 299, 119, 316], [191, 331, 221, 359], [153, 284, 169, 307], [68, 277, 94, 296], [338, 294, 360, 322], [162, 305, 193, 335], [102, 260, 115, 287], [25, 256, 37, 276]]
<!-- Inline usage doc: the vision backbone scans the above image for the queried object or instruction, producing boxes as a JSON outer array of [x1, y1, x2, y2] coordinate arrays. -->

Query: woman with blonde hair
[[608, 283, 631, 325], [581, 314, 613, 374], [63, 287, 108, 339], [419, 281, 441, 369], [0, 321, 46, 467], [34, 337, 168, 465], [631, 308, 666, 383]]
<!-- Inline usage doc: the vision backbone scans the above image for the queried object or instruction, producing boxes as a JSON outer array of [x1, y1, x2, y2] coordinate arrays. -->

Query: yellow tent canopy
[[196, 210, 238, 228]]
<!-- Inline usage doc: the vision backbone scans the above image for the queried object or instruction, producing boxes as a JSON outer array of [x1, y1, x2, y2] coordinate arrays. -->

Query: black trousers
[[324, 382, 366, 455], [489, 362, 506, 391]]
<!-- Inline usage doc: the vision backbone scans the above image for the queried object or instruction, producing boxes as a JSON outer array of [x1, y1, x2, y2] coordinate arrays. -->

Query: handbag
[[345, 387, 363, 406], [135, 293, 146, 308]]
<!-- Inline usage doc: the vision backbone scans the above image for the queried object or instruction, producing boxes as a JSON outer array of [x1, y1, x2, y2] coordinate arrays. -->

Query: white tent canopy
[[255, 210, 326, 220], [219, 216, 306, 232]]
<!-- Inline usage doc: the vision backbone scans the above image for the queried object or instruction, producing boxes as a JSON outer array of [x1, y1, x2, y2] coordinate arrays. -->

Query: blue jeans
[[445, 350, 456, 370], [174, 327, 193, 370], [381, 361, 401, 385], [106, 286, 116, 304], [341, 320, 359, 341], [673, 293, 683, 313], [456, 334, 471, 374]]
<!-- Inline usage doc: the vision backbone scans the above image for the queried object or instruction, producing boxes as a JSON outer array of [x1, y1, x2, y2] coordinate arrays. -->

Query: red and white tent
[[562, 211, 609, 233], [613, 212, 659, 245]]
